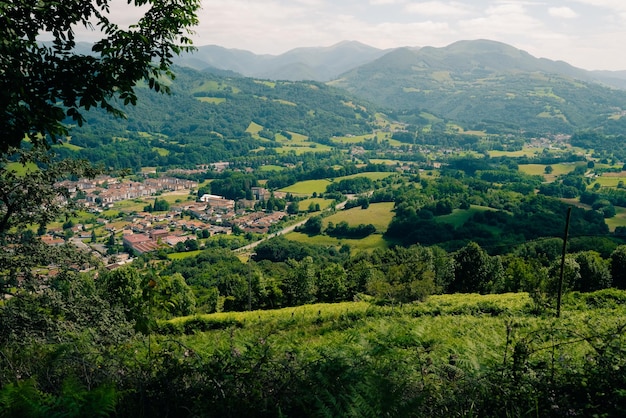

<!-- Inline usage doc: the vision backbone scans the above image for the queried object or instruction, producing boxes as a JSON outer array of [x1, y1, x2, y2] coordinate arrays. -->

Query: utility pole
[[248, 252, 256, 311], [556, 207, 572, 318]]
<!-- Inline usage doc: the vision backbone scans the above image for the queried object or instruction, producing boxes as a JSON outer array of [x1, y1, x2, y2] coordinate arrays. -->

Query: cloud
[[459, 3, 543, 38], [548, 6, 579, 19], [405, 1, 473, 17], [370, 0, 404, 5]]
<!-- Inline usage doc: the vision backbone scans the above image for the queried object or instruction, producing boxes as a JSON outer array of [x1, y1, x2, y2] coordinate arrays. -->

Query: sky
[[85, 0, 626, 71]]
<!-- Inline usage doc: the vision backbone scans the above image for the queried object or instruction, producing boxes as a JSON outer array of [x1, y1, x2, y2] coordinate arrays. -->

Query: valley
[[4, 30, 626, 417]]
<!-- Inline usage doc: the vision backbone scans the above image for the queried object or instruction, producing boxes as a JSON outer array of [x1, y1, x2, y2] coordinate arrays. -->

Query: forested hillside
[[56, 67, 376, 170], [331, 40, 626, 134]]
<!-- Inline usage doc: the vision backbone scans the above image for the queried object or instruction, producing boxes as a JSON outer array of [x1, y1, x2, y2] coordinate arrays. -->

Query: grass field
[[168, 250, 203, 260], [331, 131, 402, 147], [286, 231, 389, 253], [437, 205, 496, 228], [152, 147, 170, 156], [280, 172, 398, 196], [519, 162, 586, 181], [335, 172, 397, 181], [488, 146, 544, 158], [590, 173, 626, 188], [279, 179, 333, 195], [297, 198, 334, 211], [258, 165, 285, 172], [195, 97, 226, 104], [604, 206, 626, 232], [6, 161, 38, 175], [323, 202, 395, 232]]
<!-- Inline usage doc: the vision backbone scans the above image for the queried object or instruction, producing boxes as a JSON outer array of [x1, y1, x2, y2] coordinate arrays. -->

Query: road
[[235, 196, 352, 253]]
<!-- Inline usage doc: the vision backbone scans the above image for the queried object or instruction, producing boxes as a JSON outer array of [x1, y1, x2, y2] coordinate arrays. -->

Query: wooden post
[[556, 207, 572, 318]]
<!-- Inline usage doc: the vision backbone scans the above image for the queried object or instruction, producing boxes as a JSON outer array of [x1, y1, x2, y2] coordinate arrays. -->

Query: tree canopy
[[0, 0, 200, 151]]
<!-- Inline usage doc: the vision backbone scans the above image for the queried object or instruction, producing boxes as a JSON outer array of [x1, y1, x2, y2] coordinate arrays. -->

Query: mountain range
[[173, 39, 626, 134], [175, 39, 626, 88]]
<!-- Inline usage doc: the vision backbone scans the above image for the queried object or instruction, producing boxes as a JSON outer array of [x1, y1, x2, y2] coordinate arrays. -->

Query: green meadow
[[195, 97, 226, 104], [437, 205, 496, 228], [5, 161, 38, 175], [323, 202, 395, 232], [519, 162, 586, 181], [297, 197, 334, 211], [279, 179, 333, 195], [286, 230, 389, 252]]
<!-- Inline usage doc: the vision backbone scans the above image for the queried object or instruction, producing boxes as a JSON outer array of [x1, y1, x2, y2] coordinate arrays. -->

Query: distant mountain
[[330, 39, 626, 134], [174, 41, 390, 81]]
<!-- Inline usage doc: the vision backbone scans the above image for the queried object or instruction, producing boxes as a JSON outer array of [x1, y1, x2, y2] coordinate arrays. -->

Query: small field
[[604, 206, 626, 232], [258, 165, 285, 172], [297, 198, 334, 211], [195, 97, 226, 104], [335, 172, 397, 182], [324, 202, 395, 232], [488, 146, 545, 158], [331, 131, 401, 146], [519, 162, 586, 181], [437, 205, 496, 228], [590, 172, 626, 188], [6, 161, 38, 175], [286, 231, 389, 253], [279, 179, 333, 195], [168, 250, 203, 260]]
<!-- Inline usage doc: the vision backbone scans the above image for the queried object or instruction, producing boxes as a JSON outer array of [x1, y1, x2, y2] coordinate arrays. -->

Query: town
[[49, 172, 289, 267]]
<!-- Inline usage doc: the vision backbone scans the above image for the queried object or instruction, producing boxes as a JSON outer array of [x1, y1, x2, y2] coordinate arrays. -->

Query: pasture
[[286, 231, 389, 253], [437, 205, 496, 228], [279, 179, 333, 195], [324, 202, 395, 232], [297, 197, 334, 211], [518, 162, 585, 181]]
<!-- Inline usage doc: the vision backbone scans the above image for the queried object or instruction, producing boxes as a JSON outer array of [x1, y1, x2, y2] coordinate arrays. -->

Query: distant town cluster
[[49, 173, 288, 267]]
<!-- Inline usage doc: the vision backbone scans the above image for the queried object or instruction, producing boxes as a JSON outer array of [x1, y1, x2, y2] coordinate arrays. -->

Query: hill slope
[[175, 41, 390, 81], [330, 39, 626, 134], [59, 67, 377, 170]]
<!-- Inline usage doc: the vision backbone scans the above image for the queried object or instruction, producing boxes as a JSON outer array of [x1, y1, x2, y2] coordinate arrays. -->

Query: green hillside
[[331, 40, 626, 134], [55, 67, 377, 170]]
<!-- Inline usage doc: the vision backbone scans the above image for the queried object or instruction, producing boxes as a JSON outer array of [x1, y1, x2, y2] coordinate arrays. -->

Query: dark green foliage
[[0, 0, 200, 152], [451, 242, 503, 294], [58, 69, 376, 171], [326, 177, 374, 194], [98, 267, 145, 323], [296, 215, 323, 235], [325, 220, 376, 239], [611, 245, 626, 289], [210, 171, 258, 200], [144, 197, 170, 213], [574, 250, 612, 292], [0, 378, 117, 418]]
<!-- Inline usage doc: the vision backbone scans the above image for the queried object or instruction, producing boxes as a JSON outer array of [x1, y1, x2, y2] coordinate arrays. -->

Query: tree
[[0, 0, 200, 152], [150, 273, 196, 318], [282, 257, 316, 306], [547, 255, 581, 296], [0, 150, 101, 295], [316, 264, 347, 302], [451, 242, 502, 294], [610, 245, 626, 289], [299, 215, 323, 235], [574, 251, 611, 292], [98, 266, 144, 323], [287, 201, 299, 215]]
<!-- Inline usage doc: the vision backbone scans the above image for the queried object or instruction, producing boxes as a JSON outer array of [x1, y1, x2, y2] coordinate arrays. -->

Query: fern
[[0, 379, 51, 418]]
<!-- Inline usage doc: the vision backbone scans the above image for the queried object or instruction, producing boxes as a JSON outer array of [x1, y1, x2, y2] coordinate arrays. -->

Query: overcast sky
[[90, 0, 626, 71]]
